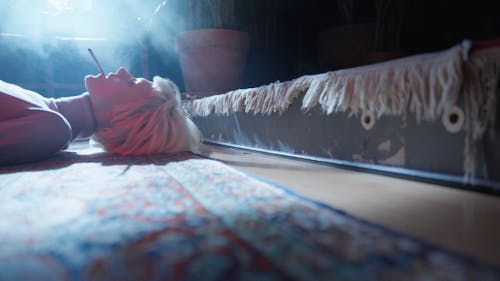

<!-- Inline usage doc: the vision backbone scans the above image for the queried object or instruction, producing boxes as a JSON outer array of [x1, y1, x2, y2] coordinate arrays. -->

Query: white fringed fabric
[[190, 41, 470, 119], [190, 79, 307, 116], [188, 40, 500, 183], [463, 45, 500, 182]]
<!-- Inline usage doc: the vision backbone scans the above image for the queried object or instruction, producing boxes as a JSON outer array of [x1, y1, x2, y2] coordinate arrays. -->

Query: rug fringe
[[463, 45, 500, 182], [190, 41, 470, 120]]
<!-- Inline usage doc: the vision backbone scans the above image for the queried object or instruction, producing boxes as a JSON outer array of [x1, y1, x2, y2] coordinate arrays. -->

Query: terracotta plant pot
[[175, 29, 250, 97]]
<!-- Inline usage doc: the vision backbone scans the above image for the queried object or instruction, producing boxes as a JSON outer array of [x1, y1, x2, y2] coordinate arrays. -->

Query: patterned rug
[[0, 144, 499, 281]]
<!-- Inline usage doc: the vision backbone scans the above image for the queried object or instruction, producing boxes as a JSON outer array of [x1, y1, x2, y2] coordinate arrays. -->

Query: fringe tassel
[[189, 78, 309, 117], [463, 46, 500, 183], [190, 41, 469, 119], [301, 41, 469, 121]]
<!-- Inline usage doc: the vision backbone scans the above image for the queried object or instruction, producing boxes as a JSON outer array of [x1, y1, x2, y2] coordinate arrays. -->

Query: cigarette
[[88, 48, 105, 76]]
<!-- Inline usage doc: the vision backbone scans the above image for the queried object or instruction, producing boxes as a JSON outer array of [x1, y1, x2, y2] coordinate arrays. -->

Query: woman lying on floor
[[0, 67, 202, 165]]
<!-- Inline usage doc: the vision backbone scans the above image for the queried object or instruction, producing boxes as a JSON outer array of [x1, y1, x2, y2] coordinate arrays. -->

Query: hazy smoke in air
[[0, 0, 181, 75]]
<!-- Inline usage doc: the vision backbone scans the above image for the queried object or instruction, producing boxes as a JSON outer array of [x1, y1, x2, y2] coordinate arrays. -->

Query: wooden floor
[[199, 144, 500, 268]]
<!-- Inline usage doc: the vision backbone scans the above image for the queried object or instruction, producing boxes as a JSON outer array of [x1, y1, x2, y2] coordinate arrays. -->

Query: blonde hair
[[93, 76, 202, 155]]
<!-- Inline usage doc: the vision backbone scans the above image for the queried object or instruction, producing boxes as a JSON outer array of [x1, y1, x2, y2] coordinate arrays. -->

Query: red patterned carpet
[[0, 142, 499, 281]]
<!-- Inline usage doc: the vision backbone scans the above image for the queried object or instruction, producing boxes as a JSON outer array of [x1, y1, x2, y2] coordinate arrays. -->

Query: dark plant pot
[[317, 23, 376, 69], [175, 29, 250, 97], [365, 51, 407, 64]]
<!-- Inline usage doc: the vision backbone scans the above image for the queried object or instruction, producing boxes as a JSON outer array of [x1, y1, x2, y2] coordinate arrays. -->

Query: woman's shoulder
[[0, 80, 50, 109]]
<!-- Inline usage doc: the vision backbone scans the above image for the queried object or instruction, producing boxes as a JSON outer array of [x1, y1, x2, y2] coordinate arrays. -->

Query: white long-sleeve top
[[0, 80, 96, 165]]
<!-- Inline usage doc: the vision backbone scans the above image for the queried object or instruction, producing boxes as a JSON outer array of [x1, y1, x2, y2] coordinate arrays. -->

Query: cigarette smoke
[[0, 0, 180, 78]]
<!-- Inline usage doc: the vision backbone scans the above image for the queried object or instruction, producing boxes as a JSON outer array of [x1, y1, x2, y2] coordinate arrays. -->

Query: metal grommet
[[361, 110, 375, 130], [442, 106, 464, 133]]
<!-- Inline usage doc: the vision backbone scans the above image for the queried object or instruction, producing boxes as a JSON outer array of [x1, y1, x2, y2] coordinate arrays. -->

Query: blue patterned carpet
[[0, 145, 499, 281]]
